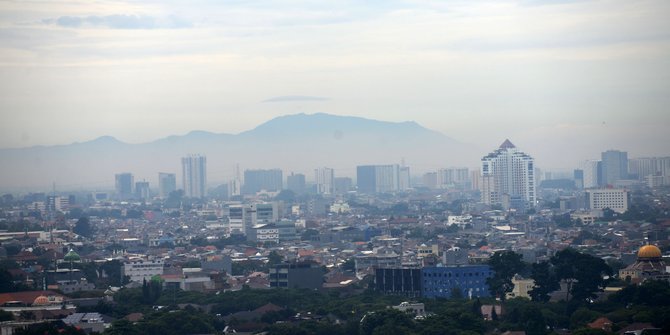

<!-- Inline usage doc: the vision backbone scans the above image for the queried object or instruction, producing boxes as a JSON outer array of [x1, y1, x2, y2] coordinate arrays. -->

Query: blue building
[[422, 265, 493, 299]]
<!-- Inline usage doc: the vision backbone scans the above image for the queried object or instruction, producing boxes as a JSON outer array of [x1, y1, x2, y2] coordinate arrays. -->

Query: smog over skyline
[[1, 0, 669, 190], [1, 3, 670, 333]]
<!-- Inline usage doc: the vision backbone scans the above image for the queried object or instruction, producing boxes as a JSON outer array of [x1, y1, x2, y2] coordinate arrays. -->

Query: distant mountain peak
[[88, 135, 122, 144], [0, 112, 473, 190], [185, 130, 217, 136]]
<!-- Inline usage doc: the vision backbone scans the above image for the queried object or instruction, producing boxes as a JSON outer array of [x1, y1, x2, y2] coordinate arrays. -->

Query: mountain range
[[0, 113, 478, 191]]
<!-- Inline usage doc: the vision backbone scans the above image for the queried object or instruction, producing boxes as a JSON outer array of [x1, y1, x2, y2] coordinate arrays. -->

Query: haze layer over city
[[3, 1, 670, 335], [1, 0, 670, 192]]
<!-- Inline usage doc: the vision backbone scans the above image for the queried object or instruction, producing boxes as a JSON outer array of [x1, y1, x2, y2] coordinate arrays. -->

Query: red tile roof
[[0, 290, 65, 305]]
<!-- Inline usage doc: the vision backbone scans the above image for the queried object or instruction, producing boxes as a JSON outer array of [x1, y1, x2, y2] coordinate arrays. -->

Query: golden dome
[[637, 245, 662, 259]]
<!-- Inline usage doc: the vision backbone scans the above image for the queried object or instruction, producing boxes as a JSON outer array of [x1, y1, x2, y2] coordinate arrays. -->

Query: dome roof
[[638, 245, 662, 259], [64, 249, 81, 262], [33, 295, 50, 305]]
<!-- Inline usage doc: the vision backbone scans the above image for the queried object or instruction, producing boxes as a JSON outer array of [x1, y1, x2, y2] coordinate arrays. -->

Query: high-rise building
[[437, 168, 470, 189], [356, 165, 400, 193], [181, 155, 207, 198], [399, 166, 411, 191], [115, 173, 134, 199], [228, 179, 242, 197], [356, 166, 377, 193], [573, 169, 584, 189], [46, 196, 69, 212], [629, 157, 670, 180], [601, 150, 628, 186], [286, 173, 306, 194], [422, 172, 438, 189], [481, 140, 535, 208], [243, 169, 283, 195], [582, 160, 601, 189], [470, 170, 480, 191], [315, 167, 334, 195], [228, 204, 246, 234], [334, 177, 353, 194], [158, 173, 176, 198], [228, 164, 242, 197], [135, 181, 150, 200]]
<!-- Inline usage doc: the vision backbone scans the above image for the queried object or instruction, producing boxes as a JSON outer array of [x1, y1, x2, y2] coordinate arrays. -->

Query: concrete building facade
[[481, 140, 536, 208]]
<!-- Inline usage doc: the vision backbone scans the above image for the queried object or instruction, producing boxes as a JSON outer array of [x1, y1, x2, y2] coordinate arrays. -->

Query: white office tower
[[481, 140, 536, 208], [315, 167, 335, 195], [181, 155, 207, 198]]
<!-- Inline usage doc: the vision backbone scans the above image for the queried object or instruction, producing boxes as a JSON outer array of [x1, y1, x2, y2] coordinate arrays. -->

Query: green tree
[[104, 319, 141, 335], [0, 310, 13, 322], [14, 322, 85, 335], [0, 268, 15, 293], [551, 248, 612, 302], [164, 190, 184, 209], [487, 250, 526, 300], [267, 251, 284, 267], [100, 260, 126, 286], [572, 329, 610, 335], [570, 307, 601, 329], [609, 279, 670, 307], [530, 261, 560, 302], [491, 305, 499, 321], [450, 287, 464, 300], [471, 298, 483, 317], [73, 216, 94, 238], [360, 309, 414, 335]]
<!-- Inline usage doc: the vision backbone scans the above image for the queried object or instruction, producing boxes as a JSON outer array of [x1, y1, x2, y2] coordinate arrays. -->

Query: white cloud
[[42, 14, 192, 29]]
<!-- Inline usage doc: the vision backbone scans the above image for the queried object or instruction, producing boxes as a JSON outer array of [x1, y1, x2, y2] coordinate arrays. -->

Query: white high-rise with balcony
[[481, 140, 536, 208]]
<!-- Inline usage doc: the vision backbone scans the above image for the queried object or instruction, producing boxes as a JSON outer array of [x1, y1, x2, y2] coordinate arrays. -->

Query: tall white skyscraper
[[181, 155, 207, 198], [315, 167, 334, 195], [481, 140, 535, 208]]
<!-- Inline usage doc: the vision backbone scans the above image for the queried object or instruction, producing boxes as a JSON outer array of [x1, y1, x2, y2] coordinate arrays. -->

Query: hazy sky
[[1, 0, 669, 168]]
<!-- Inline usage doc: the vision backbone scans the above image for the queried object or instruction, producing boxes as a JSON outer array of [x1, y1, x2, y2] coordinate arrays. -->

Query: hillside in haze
[[0, 113, 477, 191]]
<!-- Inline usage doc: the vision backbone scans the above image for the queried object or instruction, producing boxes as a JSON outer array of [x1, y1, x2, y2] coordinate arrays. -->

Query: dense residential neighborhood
[[1, 148, 669, 334]]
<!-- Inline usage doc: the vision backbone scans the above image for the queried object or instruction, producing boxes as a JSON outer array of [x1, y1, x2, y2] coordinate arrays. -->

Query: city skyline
[[1, 111, 669, 192]]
